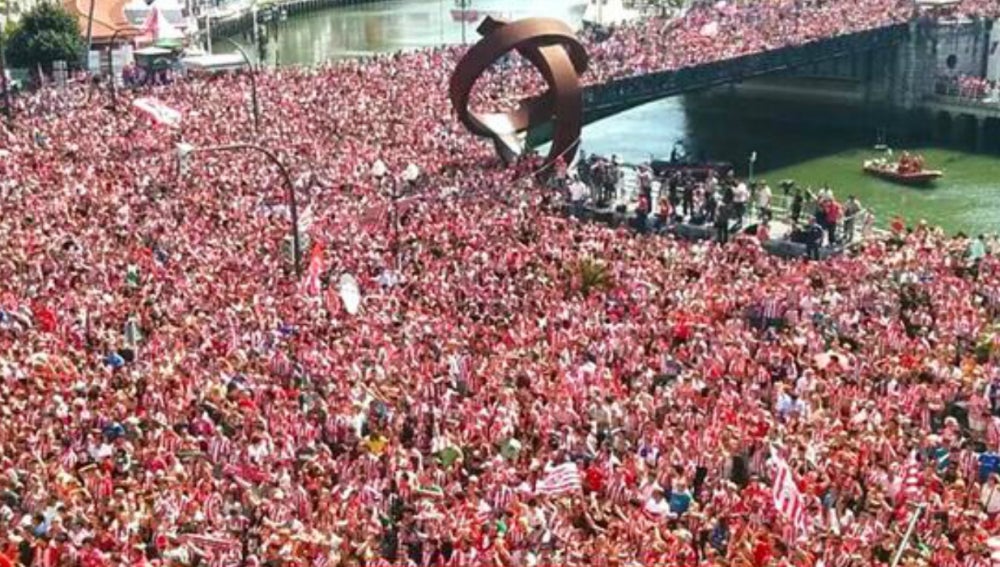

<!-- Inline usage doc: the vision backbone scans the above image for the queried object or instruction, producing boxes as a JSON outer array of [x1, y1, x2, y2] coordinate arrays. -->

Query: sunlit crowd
[[0, 0, 999, 565]]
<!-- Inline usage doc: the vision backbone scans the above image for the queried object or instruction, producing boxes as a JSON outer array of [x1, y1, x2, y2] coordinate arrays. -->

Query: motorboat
[[862, 156, 943, 186]]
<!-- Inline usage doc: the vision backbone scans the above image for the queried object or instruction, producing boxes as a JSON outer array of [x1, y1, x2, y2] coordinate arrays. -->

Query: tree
[[5, 3, 83, 72], [570, 257, 613, 298]]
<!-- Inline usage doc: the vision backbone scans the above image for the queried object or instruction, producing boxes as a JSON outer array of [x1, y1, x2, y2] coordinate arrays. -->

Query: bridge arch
[[956, 113, 979, 149], [933, 110, 953, 143], [983, 117, 1000, 153]]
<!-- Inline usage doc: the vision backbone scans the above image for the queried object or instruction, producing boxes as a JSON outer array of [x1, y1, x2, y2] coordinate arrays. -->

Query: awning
[[181, 53, 248, 72], [134, 46, 172, 56], [914, 0, 961, 6]]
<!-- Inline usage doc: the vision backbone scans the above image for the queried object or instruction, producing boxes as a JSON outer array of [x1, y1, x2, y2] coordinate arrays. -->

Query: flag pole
[[890, 503, 926, 567]]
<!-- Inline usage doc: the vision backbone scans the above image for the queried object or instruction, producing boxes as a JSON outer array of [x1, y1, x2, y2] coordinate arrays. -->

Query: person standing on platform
[[682, 182, 694, 219], [715, 202, 731, 244], [732, 181, 749, 226], [843, 195, 861, 243], [805, 219, 825, 260], [756, 181, 772, 222], [791, 189, 805, 225]]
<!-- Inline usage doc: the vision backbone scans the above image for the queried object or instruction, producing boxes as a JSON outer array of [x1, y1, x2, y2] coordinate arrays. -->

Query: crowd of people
[[0, 0, 999, 565], [939, 75, 999, 103]]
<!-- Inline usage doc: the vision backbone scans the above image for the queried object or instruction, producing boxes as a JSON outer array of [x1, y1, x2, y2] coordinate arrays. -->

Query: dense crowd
[[1, 1, 1000, 566], [939, 75, 999, 102], [472, 0, 999, 111]]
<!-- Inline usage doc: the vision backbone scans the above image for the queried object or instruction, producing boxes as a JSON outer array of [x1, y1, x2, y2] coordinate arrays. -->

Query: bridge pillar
[[863, 49, 875, 105], [976, 117, 986, 152]]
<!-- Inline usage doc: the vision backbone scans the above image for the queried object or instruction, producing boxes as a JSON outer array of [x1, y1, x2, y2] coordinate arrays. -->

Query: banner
[[536, 462, 582, 496], [133, 97, 182, 128], [771, 453, 809, 536]]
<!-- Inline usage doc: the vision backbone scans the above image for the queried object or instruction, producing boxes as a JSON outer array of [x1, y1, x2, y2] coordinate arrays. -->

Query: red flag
[[301, 242, 324, 297]]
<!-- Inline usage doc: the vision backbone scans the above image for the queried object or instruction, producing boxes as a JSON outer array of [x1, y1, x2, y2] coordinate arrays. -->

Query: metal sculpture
[[449, 17, 589, 168]]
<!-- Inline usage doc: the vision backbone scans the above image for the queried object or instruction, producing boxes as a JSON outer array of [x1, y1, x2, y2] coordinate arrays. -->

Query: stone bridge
[[528, 19, 998, 148]]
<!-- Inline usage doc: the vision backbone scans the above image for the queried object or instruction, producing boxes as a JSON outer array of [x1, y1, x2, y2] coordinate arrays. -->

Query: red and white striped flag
[[987, 536, 1000, 566], [895, 454, 923, 505], [300, 243, 324, 297], [988, 417, 1000, 452], [536, 462, 582, 497], [133, 97, 182, 128], [179, 533, 241, 562], [771, 452, 809, 537]]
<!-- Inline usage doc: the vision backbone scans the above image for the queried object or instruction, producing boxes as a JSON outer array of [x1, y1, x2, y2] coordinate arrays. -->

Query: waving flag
[[133, 97, 182, 128], [338, 274, 361, 315], [536, 462, 582, 496], [894, 454, 924, 505], [139, 7, 158, 42], [700, 21, 720, 37], [301, 243, 324, 297], [987, 536, 1000, 566], [771, 453, 809, 537]]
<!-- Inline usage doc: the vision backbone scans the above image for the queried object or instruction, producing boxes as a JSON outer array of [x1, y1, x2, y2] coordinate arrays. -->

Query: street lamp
[[216, 37, 260, 136], [177, 142, 303, 276], [458, 0, 471, 45], [107, 26, 139, 111], [376, 161, 421, 269], [0, 22, 12, 125]]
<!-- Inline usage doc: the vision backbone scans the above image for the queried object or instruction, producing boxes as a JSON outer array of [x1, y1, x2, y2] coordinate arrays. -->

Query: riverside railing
[[582, 23, 911, 112]]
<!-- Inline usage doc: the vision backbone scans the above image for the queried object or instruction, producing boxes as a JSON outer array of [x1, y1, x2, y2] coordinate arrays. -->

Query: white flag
[[338, 274, 361, 315], [133, 97, 182, 128]]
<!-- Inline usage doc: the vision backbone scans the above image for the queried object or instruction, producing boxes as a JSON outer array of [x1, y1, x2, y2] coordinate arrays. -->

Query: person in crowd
[[805, 218, 826, 260], [715, 202, 732, 244], [732, 180, 750, 226], [756, 181, 773, 222], [843, 195, 862, 243], [0, 0, 997, 563]]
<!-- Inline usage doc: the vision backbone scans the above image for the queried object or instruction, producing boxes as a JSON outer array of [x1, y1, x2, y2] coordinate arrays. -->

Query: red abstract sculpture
[[449, 17, 589, 168]]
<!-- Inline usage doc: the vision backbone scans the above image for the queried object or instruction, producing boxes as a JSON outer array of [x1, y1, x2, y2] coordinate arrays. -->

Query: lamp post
[[459, 0, 470, 45], [216, 37, 260, 136], [84, 0, 97, 70], [1, 21, 12, 125], [375, 161, 420, 269], [107, 27, 139, 111], [177, 142, 303, 276]]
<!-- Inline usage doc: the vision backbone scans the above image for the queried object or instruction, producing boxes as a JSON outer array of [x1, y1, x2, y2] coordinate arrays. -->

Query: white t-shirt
[[733, 183, 749, 204], [643, 495, 671, 518], [757, 185, 772, 207]]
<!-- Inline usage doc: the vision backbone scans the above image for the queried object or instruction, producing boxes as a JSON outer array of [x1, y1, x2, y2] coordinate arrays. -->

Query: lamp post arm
[[216, 37, 260, 136], [182, 143, 301, 276], [0, 23, 11, 125], [107, 27, 139, 111]]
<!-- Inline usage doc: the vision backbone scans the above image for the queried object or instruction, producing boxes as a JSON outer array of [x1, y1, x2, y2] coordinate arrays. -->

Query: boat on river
[[862, 156, 943, 186]]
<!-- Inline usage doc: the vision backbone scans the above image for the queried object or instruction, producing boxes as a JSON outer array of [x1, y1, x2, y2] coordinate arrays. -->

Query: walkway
[[925, 95, 1000, 121]]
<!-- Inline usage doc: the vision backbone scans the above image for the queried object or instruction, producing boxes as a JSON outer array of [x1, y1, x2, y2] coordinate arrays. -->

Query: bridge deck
[[529, 23, 911, 145], [924, 95, 1000, 120]]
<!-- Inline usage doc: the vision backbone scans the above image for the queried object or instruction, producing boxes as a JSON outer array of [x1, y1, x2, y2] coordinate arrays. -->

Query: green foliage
[[976, 324, 1000, 363], [574, 257, 613, 298], [5, 3, 83, 71]]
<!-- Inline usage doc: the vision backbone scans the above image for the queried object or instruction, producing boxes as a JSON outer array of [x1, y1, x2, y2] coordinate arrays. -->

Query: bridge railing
[[583, 23, 911, 111]]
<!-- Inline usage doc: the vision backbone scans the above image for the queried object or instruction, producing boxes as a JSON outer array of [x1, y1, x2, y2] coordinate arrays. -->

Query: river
[[222, 0, 1000, 234]]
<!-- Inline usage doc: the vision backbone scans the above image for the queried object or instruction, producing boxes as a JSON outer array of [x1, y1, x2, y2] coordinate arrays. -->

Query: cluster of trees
[[3, 2, 83, 72]]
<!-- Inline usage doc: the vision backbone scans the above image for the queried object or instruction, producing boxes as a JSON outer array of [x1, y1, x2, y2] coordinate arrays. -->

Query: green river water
[[222, 0, 1000, 234]]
